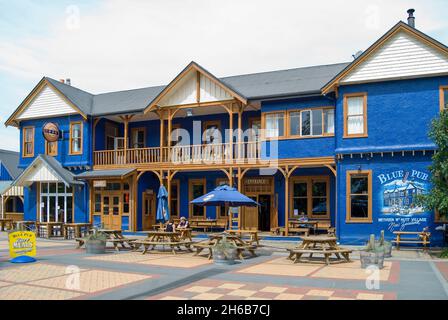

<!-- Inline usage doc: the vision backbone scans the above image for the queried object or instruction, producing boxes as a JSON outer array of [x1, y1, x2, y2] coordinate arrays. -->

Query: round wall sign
[[42, 123, 60, 142]]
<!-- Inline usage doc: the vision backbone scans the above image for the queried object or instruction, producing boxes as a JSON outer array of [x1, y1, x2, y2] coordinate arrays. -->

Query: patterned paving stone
[[237, 257, 321, 277], [0, 284, 83, 300], [84, 252, 157, 263], [0, 263, 74, 283], [311, 261, 393, 281], [138, 256, 212, 268], [29, 269, 151, 293]]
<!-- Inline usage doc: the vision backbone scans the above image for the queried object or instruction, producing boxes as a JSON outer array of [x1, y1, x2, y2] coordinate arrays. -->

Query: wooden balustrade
[[94, 142, 261, 167]]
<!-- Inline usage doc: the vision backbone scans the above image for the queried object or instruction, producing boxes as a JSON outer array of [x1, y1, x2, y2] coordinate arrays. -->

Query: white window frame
[[39, 182, 73, 223]]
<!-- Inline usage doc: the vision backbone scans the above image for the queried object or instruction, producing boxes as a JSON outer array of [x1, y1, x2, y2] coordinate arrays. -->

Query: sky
[[0, 0, 447, 152]]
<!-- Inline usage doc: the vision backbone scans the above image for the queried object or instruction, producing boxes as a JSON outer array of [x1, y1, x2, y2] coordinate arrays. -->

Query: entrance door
[[142, 193, 156, 230], [242, 196, 259, 231], [102, 194, 121, 229], [258, 195, 271, 232]]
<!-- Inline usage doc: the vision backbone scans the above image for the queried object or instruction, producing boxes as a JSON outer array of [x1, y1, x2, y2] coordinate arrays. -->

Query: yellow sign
[[9, 231, 36, 258]]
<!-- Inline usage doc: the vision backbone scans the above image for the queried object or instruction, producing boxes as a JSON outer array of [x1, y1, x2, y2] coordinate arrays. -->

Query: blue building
[[5, 11, 448, 245]]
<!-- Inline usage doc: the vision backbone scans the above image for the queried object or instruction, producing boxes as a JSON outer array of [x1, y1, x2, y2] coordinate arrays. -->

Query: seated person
[[298, 214, 309, 227], [177, 216, 190, 229], [165, 219, 176, 232]]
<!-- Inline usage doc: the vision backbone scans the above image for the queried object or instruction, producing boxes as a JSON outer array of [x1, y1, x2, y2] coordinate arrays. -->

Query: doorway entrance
[[142, 193, 156, 230], [102, 193, 121, 230], [241, 177, 275, 231]]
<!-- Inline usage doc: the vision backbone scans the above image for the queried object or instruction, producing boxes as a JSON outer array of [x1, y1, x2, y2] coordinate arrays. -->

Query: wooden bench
[[392, 231, 431, 250], [287, 248, 352, 265], [132, 240, 193, 255], [288, 227, 310, 236]]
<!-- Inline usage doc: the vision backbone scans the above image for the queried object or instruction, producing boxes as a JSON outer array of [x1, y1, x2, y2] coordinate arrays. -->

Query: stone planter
[[212, 248, 237, 265], [360, 250, 385, 269], [86, 240, 106, 254], [375, 241, 392, 258]]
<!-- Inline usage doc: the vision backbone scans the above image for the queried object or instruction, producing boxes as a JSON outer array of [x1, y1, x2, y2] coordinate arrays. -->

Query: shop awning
[[13, 155, 83, 187], [75, 169, 136, 180]]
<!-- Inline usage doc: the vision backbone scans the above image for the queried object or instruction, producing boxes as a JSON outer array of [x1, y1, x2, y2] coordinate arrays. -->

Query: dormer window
[[344, 93, 368, 138]]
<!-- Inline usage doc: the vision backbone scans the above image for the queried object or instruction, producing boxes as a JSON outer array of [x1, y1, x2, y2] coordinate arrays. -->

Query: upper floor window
[[289, 108, 334, 137], [23, 127, 34, 158], [344, 93, 368, 138], [69, 122, 83, 155], [440, 86, 448, 111], [346, 170, 372, 223], [264, 112, 285, 138], [46, 141, 58, 157], [131, 128, 146, 149]]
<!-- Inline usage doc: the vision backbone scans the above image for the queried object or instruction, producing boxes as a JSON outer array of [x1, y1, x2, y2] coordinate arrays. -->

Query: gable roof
[[5, 77, 90, 127], [13, 155, 83, 187], [322, 21, 448, 94], [0, 149, 22, 179]]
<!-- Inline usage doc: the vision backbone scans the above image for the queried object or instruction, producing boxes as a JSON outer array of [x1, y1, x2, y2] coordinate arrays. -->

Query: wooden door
[[142, 193, 156, 230], [102, 194, 121, 229], [242, 196, 259, 230]]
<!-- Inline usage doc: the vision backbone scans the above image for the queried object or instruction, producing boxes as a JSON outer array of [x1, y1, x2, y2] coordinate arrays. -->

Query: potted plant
[[212, 235, 238, 265], [377, 230, 393, 258], [360, 234, 385, 269], [85, 229, 108, 254]]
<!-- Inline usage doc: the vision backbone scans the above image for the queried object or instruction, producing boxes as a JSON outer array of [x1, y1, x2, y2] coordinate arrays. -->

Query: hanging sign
[[93, 180, 107, 188], [9, 231, 36, 258], [42, 122, 60, 142]]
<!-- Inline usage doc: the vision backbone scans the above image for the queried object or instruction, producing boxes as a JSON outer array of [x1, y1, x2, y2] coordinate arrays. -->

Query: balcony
[[94, 142, 263, 168]]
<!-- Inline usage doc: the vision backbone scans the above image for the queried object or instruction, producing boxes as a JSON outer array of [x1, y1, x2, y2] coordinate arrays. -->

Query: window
[[46, 141, 58, 156], [203, 121, 221, 144], [216, 178, 229, 218], [170, 180, 180, 217], [105, 123, 119, 150], [23, 127, 34, 157], [39, 183, 73, 223], [70, 122, 83, 154], [290, 177, 330, 219], [94, 193, 102, 214], [287, 108, 334, 138], [264, 112, 285, 138], [346, 170, 372, 223], [344, 93, 367, 138], [249, 118, 261, 142], [440, 86, 448, 111], [131, 128, 146, 149], [189, 179, 206, 218]]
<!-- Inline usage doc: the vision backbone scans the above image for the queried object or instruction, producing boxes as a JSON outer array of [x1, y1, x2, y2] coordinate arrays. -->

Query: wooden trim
[[289, 176, 331, 219], [170, 179, 180, 217], [130, 127, 147, 149], [261, 111, 286, 139], [346, 170, 373, 223], [69, 121, 83, 155], [45, 140, 58, 157], [343, 93, 368, 138], [22, 126, 35, 158], [144, 62, 247, 113], [440, 86, 448, 112], [189, 178, 206, 218], [322, 22, 448, 94]]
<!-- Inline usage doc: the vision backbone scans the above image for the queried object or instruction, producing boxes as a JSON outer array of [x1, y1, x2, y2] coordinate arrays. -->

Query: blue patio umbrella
[[190, 185, 259, 208], [156, 185, 170, 223]]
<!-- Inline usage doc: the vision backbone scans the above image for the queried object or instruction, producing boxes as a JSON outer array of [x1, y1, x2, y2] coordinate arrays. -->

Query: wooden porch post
[[284, 166, 290, 236], [229, 103, 234, 161], [168, 109, 172, 162], [167, 170, 172, 216], [238, 104, 243, 159], [159, 111, 165, 162]]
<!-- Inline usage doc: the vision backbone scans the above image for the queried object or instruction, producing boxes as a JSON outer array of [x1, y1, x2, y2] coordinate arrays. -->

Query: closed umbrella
[[156, 185, 170, 224]]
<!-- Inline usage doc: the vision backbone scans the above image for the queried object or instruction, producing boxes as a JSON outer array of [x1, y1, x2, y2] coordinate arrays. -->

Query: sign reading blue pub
[[377, 169, 431, 234]]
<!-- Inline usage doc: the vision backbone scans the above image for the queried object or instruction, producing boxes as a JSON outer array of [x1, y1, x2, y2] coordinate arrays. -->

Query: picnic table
[[190, 219, 221, 232], [287, 235, 352, 265], [226, 229, 260, 245], [75, 229, 137, 252], [133, 231, 192, 255], [193, 233, 257, 260], [36, 222, 64, 238], [0, 218, 13, 231], [63, 223, 92, 239], [290, 220, 319, 233]]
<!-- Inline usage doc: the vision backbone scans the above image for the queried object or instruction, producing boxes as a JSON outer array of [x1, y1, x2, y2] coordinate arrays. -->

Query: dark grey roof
[[43, 62, 349, 117], [76, 168, 136, 179], [221, 63, 350, 99], [0, 149, 22, 179], [46, 77, 94, 115], [13, 155, 83, 187]]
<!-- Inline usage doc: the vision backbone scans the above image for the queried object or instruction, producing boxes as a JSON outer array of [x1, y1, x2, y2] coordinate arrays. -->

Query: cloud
[[0, 0, 447, 151]]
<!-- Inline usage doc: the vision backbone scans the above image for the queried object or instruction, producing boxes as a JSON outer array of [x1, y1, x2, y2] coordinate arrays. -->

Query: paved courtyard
[[0, 233, 447, 300]]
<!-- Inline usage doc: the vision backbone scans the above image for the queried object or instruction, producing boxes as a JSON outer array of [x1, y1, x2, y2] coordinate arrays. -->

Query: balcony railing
[[94, 142, 262, 167]]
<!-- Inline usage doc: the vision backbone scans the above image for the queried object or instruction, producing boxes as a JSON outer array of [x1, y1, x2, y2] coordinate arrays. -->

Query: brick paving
[[0, 232, 447, 300]]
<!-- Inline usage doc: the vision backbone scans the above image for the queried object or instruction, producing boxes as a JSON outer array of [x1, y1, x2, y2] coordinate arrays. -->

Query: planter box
[[212, 248, 237, 265], [86, 240, 106, 254], [360, 250, 385, 269]]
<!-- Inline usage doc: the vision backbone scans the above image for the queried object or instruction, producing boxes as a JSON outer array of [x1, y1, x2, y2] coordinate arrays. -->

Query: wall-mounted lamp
[[186, 108, 193, 117]]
